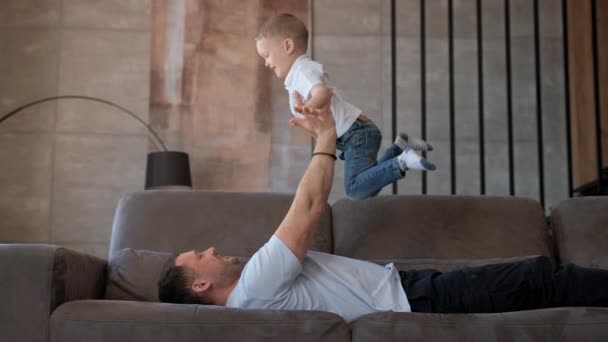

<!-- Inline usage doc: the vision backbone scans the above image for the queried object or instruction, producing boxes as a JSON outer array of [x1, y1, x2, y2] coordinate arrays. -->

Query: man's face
[[256, 37, 294, 79], [175, 247, 242, 288]]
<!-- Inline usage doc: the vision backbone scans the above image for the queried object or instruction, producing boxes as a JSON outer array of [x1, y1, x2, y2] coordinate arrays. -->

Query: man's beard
[[218, 258, 243, 285]]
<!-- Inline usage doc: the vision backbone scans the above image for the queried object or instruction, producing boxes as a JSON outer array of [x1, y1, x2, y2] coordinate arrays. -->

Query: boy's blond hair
[[256, 13, 308, 52]]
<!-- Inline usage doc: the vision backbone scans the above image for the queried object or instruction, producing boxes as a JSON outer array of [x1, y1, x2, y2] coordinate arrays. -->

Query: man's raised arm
[[274, 99, 337, 262]]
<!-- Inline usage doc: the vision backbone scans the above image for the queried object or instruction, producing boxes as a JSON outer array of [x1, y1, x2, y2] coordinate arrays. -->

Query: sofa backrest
[[550, 196, 608, 268], [108, 191, 333, 258], [332, 195, 550, 260]]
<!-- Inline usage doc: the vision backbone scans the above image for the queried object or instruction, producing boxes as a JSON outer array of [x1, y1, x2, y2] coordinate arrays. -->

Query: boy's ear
[[283, 38, 295, 54]]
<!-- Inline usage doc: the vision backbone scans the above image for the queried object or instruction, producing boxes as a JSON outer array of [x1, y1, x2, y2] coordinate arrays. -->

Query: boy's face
[[256, 36, 297, 79]]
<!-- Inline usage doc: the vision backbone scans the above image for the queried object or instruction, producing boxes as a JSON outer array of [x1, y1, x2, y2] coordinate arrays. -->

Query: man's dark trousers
[[399, 256, 608, 313]]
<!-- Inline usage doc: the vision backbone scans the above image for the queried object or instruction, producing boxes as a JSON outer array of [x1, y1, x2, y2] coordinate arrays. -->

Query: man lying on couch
[[158, 101, 608, 323]]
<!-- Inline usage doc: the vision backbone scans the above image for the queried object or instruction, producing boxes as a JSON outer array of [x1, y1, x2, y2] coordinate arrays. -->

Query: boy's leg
[[342, 122, 435, 199], [345, 158, 405, 199], [341, 121, 402, 199], [377, 144, 402, 164]]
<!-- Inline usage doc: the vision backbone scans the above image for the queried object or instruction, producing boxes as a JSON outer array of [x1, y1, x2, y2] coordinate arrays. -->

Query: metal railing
[[388, 0, 605, 205]]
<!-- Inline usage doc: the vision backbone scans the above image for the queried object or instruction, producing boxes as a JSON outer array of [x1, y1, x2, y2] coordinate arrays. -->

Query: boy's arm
[[303, 84, 332, 109]]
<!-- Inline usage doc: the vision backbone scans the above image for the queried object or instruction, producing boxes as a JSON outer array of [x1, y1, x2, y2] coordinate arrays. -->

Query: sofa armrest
[[0, 244, 107, 342], [550, 197, 608, 267]]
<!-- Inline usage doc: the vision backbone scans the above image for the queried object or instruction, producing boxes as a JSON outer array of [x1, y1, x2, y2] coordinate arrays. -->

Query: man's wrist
[[317, 130, 337, 142], [312, 152, 337, 160]]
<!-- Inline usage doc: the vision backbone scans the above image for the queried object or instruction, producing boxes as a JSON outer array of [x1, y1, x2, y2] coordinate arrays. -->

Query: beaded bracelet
[[312, 152, 337, 160]]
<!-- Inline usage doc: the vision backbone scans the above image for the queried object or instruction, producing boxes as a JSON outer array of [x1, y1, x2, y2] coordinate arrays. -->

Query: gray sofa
[[1, 192, 607, 342]]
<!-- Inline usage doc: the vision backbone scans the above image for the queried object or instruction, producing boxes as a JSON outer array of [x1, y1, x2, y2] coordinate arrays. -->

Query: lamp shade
[[145, 151, 192, 190]]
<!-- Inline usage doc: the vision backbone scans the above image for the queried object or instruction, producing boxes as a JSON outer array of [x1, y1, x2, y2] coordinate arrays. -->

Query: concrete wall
[[0, 0, 592, 258], [0, 0, 151, 257], [313, 0, 570, 207]]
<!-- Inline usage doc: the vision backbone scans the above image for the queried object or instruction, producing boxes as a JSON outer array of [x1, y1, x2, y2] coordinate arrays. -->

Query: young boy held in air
[[256, 14, 436, 199]]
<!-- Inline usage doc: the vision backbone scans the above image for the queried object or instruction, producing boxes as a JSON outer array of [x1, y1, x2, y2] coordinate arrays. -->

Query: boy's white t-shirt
[[284, 55, 361, 138], [225, 235, 411, 323]]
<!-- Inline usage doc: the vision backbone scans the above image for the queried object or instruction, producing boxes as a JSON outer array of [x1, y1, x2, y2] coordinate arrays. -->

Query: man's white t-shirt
[[225, 235, 411, 322], [284, 55, 361, 138]]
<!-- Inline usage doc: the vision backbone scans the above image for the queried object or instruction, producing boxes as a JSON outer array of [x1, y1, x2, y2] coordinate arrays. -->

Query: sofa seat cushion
[[351, 307, 608, 342], [51, 300, 350, 342]]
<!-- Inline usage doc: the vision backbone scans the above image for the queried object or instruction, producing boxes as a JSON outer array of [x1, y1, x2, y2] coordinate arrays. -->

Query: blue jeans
[[336, 119, 405, 200]]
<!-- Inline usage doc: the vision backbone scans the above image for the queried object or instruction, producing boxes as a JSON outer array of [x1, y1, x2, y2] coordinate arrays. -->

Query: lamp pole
[[0, 95, 167, 152], [0, 95, 192, 190]]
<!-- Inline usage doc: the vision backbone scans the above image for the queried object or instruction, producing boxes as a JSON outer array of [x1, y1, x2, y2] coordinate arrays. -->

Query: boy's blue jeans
[[336, 118, 405, 200]]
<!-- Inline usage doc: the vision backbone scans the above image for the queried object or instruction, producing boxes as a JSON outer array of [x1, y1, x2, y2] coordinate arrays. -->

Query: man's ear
[[283, 38, 295, 54], [192, 278, 211, 294]]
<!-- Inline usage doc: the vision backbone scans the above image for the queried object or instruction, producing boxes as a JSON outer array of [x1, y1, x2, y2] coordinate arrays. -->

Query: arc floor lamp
[[0, 95, 192, 190]]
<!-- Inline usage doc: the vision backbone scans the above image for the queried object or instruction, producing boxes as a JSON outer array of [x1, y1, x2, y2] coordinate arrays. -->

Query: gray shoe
[[397, 133, 433, 152], [420, 158, 436, 170]]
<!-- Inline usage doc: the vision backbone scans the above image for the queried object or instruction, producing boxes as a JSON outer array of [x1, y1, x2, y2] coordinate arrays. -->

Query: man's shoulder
[[227, 235, 302, 305]]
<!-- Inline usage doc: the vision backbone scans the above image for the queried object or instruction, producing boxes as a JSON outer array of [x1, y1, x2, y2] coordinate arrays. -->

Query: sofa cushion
[[109, 191, 333, 258], [332, 195, 550, 260], [51, 300, 351, 342], [551, 196, 608, 268], [104, 248, 251, 302], [105, 248, 172, 301], [350, 307, 608, 342]]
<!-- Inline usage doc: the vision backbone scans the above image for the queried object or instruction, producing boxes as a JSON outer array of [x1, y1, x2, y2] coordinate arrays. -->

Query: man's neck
[[212, 280, 239, 306]]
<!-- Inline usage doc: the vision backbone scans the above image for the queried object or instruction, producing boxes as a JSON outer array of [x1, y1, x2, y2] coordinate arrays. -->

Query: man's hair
[[158, 265, 211, 305], [256, 13, 309, 52]]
